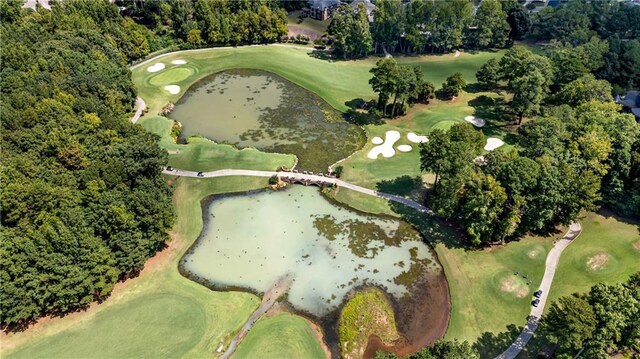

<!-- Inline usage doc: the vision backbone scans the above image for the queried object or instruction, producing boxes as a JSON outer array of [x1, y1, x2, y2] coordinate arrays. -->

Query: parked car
[[532, 299, 540, 307], [197, 172, 204, 177], [534, 290, 543, 298], [166, 166, 173, 171]]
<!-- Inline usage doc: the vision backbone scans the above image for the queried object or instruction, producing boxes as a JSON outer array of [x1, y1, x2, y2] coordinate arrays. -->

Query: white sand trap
[[147, 63, 165, 72], [454, 50, 461, 57], [397, 145, 412, 152], [172, 59, 187, 65], [372, 136, 384, 145], [484, 138, 505, 151], [164, 85, 180, 94], [367, 130, 400, 159], [465, 115, 486, 128], [407, 132, 429, 143]]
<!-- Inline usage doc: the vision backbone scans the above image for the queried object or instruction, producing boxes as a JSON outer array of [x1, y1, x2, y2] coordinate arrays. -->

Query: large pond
[[170, 69, 365, 172], [180, 186, 449, 354]]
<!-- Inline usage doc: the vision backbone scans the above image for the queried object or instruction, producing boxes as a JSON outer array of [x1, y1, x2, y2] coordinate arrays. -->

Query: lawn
[[287, 10, 330, 38], [232, 313, 326, 359], [3, 176, 321, 359]]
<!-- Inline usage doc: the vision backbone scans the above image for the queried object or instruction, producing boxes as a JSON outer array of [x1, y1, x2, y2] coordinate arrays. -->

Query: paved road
[[162, 168, 434, 215], [131, 97, 146, 124], [495, 222, 582, 359]]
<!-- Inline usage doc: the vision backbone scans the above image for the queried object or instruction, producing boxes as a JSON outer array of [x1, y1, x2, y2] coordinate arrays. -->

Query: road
[[495, 222, 582, 359]]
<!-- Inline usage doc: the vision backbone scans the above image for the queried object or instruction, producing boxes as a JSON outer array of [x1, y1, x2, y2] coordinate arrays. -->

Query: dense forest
[[0, 1, 173, 328]]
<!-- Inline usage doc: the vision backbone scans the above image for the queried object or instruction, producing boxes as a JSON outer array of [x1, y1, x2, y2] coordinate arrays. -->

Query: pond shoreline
[[178, 185, 451, 358]]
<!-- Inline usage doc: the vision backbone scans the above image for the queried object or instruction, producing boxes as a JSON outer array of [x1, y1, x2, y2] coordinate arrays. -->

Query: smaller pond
[[180, 186, 441, 318], [169, 69, 365, 172]]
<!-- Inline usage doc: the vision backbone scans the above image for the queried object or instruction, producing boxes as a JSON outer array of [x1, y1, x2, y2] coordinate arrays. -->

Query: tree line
[[542, 273, 640, 358], [0, 1, 174, 328]]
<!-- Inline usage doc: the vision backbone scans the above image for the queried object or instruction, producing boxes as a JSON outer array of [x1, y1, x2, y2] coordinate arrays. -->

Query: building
[[351, 0, 376, 22], [615, 91, 640, 119], [307, 0, 341, 21]]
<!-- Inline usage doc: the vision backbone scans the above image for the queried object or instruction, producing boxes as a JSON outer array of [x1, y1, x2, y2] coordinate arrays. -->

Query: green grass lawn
[[232, 313, 326, 359], [547, 211, 640, 303], [4, 176, 321, 359]]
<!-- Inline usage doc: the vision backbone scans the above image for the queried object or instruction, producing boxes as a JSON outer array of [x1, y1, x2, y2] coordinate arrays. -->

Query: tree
[[476, 58, 500, 90], [187, 28, 203, 46], [470, 0, 510, 49], [542, 294, 597, 356], [441, 72, 466, 99], [371, 0, 403, 54], [555, 75, 613, 107], [420, 129, 451, 193], [369, 58, 399, 116], [375, 340, 479, 359], [501, 0, 531, 40], [511, 72, 546, 125]]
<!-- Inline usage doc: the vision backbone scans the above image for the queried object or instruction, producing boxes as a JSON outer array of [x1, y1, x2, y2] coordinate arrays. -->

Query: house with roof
[[351, 0, 376, 22], [306, 0, 341, 21], [615, 91, 640, 119]]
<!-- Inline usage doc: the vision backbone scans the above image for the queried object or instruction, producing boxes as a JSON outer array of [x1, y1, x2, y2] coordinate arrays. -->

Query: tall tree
[[371, 0, 403, 54], [369, 58, 399, 116], [441, 72, 466, 99], [542, 294, 597, 357], [470, 0, 510, 49]]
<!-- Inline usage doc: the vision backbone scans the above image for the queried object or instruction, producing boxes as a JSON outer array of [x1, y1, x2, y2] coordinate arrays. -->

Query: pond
[[170, 69, 365, 172], [180, 186, 449, 354]]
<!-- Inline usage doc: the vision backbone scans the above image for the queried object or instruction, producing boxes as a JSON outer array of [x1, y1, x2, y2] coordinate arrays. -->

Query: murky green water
[[181, 186, 441, 317], [170, 69, 365, 172]]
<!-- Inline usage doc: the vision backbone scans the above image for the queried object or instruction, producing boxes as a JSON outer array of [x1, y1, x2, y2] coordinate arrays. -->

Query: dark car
[[534, 290, 543, 298], [197, 171, 204, 177], [166, 166, 173, 171], [532, 299, 540, 307]]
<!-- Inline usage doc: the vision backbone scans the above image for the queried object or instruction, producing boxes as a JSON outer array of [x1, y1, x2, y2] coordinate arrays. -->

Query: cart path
[[162, 168, 434, 215], [131, 97, 145, 124], [219, 276, 293, 359], [495, 222, 582, 359]]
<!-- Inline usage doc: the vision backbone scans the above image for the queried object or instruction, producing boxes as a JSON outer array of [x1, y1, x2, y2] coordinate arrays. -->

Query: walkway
[[495, 222, 582, 359], [220, 276, 293, 359], [131, 97, 145, 124], [162, 168, 434, 215]]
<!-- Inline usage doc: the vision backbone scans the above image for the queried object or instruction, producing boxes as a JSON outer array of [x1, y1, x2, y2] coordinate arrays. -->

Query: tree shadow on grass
[[473, 318, 552, 359], [468, 95, 520, 139], [376, 175, 423, 198]]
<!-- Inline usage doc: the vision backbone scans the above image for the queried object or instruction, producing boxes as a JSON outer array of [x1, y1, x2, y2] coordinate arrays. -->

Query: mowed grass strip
[[232, 313, 326, 359], [4, 176, 303, 359]]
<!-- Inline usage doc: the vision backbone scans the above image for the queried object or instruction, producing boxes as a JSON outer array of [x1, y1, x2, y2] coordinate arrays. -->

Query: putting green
[[233, 313, 325, 359], [430, 120, 462, 131], [149, 67, 196, 86]]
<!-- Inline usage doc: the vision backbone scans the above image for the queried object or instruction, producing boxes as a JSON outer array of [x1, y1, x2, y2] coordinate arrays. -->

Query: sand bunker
[[484, 138, 505, 151], [587, 252, 609, 270], [372, 136, 384, 145], [500, 275, 529, 298], [368, 131, 400, 159], [407, 132, 429, 143], [164, 85, 181, 94], [465, 115, 485, 128], [397, 145, 412, 152], [454, 50, 461, 58], [147, 63, 165, 73], [171, 59, 187, 65]]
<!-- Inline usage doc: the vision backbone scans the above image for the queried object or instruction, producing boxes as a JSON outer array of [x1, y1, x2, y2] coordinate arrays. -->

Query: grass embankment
[[324, 189, 639, 359], [3, 176, 294, 359], [232, 313, 326, 359], [131, 46, 504, 176], [339, 288, 400, 359]]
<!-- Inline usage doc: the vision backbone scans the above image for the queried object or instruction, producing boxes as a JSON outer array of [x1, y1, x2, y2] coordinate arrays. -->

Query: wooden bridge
[[279, 175, 334, 188]]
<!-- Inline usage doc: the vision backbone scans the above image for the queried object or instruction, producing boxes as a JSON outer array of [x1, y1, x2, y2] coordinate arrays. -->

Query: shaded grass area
[[338, 288, 399, 358], [287, 11, 330, 37], [232, 313, 325, 359], [3, 177, 296, 358]]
